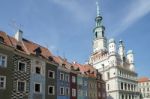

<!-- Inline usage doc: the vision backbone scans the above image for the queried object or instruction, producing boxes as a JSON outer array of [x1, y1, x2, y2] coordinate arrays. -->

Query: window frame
[[0, 54, 7, 68], [72, 76, 76, 83], [17, 80, 26, 92], [60, 87, 65, 95], [72, 88, 76, 97], [65, 74, 70, 82], [48, 70, 55, 79], [34, 82, 41, 93], [35, 66, 41, 74], [60, 72, 64, 80], [18, 61, 26, 72], [0, 76, 6, 89], [48, 85, 55, 95], [66, 87, 70, 95]]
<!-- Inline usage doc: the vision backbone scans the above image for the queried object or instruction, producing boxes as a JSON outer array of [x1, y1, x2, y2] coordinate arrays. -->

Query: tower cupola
[[127, 50, 135, 71], [108, 38, 116, 54], [118, 40, 126, 62]]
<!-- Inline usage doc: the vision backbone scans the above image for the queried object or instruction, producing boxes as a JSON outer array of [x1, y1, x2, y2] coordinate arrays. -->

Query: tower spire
[[96, 1, 100, 17], [92, 0, 107, 53]]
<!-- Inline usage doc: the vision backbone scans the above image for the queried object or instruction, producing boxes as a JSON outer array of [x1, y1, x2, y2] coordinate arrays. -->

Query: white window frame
[[34, 82, 41, 93], [0, 53, 7, 68], [72, 88, 76, 97], [66, 87, 70, 95], [85, 91, 87, 96], [17, 80, 26, 92], [60, 87, 65, 95], [72, 76, 76, 83], [48, 85, 55, 95], [48, 70, 55, 79], [60, 72, 64, 80], [65, 74, 69, 82], [35, 66, 42, 74], [84, 81, 87, 86], [0, 76, 6, 89], [18, 61, 26, 72]]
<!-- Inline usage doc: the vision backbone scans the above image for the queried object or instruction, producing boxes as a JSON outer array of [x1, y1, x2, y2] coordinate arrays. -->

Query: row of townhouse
[[0, 30, 106, 99]]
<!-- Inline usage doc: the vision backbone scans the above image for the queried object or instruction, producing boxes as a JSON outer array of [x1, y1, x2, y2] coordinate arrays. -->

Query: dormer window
[[48, 56, 53, 61], [16, 45, 23, 51], [62, 63, 66, 68], [0, 37, 4, 43], [34, 47, 42, 56]]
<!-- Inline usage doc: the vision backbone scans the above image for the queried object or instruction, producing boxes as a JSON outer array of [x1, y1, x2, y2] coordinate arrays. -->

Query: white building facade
[[138, 77, 150, 99], [89, 2, 140, 99]]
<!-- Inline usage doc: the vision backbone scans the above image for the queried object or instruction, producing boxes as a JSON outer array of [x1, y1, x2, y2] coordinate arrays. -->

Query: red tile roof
[[0, 31, 12, 46], [0, 31, 53, 60], [138, 77, 150, 82]]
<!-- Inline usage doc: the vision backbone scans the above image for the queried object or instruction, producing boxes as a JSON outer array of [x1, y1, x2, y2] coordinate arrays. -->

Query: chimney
[[14, 29, 23, 41]]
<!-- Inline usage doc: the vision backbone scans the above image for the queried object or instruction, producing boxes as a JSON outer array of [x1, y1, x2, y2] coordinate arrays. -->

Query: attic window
[[16, 45, 23, 51], [75, 67, 80, 71], [62, 63, 66, 68], [34, 47, 42, 56], [0, 37, 4, 43]]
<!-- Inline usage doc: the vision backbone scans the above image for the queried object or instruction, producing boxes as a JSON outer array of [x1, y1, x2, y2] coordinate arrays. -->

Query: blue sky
[[0, 0, 150, 78]]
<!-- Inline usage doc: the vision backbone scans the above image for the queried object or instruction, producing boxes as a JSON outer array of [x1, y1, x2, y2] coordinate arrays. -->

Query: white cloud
[[112, 0, 150, 37]]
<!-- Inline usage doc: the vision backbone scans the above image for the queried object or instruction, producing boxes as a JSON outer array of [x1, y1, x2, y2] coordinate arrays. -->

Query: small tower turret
[[118, 40, 126, 62], [108, 38, 116, 54], [127, 50, 135, 71]]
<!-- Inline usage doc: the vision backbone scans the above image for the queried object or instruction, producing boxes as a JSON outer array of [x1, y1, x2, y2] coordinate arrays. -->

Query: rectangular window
[[34, 83, 41, 93], [72, 89, 76, 97], [0, 76, 6, 89], [0, 54, 7, 67], [107, 72, 110, 79], [84, 81, 87, 86], [35, 67, 41, 74], [60, 73, 64, 80], [72, 76, 76, 83], [18, 62, 26, 72], [98, 83, 101, 88], [85, 91, 87, 96], [66, 87, 69, 95], [48, 70, 55, 79], [66, 75, 69, 82], [98, 92, 101, 97], [48, 86, 55, 95], [60, 87, 64, 95], [17, 81, 26, 92], [107, 84, 109, 90]]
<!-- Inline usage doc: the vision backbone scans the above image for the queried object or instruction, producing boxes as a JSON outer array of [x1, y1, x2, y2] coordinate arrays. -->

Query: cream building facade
[[89, 2, 140, 99], [138, 77, 150, 99]]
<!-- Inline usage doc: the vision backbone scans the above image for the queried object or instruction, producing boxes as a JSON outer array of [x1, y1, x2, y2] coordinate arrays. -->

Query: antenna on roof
[[9, 19, 23, 31]]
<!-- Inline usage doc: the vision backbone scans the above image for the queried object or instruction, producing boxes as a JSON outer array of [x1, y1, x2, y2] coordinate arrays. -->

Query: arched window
[[0, 36, 4, 43], [95, 32, 98, 38], [102, 31, 104, 37]]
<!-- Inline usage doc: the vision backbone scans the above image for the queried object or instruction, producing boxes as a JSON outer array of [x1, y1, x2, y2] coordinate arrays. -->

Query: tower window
[[102, 31, 104, 37], [95, 32, 98, 38]]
